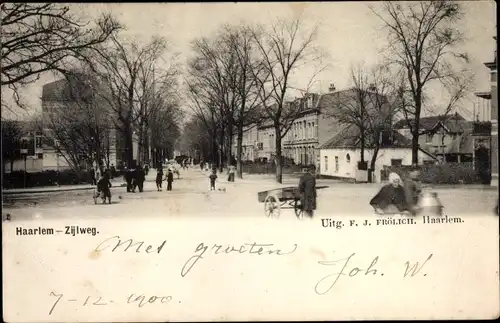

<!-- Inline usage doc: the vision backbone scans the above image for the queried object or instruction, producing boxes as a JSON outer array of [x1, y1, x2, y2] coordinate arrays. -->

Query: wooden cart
[[257, 186, 328, 219]]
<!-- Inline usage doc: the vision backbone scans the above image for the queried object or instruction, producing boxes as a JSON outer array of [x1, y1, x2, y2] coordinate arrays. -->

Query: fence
[[241, 163, 304, 175], [2, 169, 93, 189]]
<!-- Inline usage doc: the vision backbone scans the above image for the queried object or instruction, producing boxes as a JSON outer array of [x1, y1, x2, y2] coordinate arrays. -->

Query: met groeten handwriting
[[181, 242, 298, 277], [48, 292, 173, 315], [314, 252, 433, 295], [92, 236, 298, 278]]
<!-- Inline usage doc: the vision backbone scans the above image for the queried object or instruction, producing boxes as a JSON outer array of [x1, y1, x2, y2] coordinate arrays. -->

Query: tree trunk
[[124, 125, 134, 167], [369, 146, 380, 183], [411, 93, 422, 165], [226, 124, 233, 168], [218, 126, 224, 172], [275, 125, 283, 183], [236, 124, 244, 179], [360, 126, 365, 163]]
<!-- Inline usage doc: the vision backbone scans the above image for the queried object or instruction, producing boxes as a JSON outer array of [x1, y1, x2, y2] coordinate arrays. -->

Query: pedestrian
[[209, 170, 217, 191], [134, 165, 146, 192], [156, 167, 164, 191], [166, 169, 174, 191], [370, 172, 409, 214], [96, 172, 112, 204], [90, 167, 96, 185], [403, 168, 422, 215], [110, 164, 116, 178], [124, 167, 133, 193], [144, 164, 149, 176], [298, 165, 317, 218]]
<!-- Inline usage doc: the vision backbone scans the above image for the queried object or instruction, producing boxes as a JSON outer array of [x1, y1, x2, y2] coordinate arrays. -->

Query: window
[[346, 153, 351, 163], [335, 156, 339, 172], [391, 159, 403, 166], [324, 156, 328, 171], [312, 122, 315, 138], [37, 153, 44, 159]]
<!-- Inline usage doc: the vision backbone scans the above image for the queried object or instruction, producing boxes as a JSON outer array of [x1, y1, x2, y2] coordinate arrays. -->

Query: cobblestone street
[[3, 167, 498, 221]]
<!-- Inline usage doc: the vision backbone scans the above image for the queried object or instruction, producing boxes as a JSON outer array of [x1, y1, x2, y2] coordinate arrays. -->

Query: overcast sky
[[2, 1, 496, 120]]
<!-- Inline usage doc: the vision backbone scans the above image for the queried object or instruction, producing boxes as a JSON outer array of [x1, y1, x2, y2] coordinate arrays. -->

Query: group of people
[[155, 167, 175, 191], [296, 166, 423, 219]]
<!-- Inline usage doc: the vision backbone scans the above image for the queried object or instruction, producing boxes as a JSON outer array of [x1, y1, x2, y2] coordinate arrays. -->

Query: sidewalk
[[2, 177, 127, 195]]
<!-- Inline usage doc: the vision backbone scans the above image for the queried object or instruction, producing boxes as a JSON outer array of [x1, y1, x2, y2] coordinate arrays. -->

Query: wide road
[[3, 167, 498, 221]]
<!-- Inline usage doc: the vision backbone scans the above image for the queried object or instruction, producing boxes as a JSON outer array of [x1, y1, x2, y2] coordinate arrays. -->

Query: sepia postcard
[[2, 1, 499, 322]]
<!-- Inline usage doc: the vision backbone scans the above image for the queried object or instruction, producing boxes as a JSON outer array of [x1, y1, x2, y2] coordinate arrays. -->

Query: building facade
[[40, 76, 137, 171], [475, 36, 498, 186]]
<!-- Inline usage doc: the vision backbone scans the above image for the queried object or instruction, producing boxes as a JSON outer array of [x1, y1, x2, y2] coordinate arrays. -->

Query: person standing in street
[[90, 167, 96, 185], [166, 169, 174, 191], [134, 166, 146, 192], [156, 167, 164, 191], [298, 165, 317, 218], [209, 170, 218, 191]]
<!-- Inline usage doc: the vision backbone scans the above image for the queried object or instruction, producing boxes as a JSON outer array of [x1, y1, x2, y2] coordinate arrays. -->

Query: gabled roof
[[319, 124, 412, 149], [393, 113, 467, 132]]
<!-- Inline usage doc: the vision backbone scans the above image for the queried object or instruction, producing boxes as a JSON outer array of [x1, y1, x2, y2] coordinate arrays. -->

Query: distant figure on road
[[166, 169, 174, 191], [97, 173, 112, 204], [144, 164, 150, 176], [125, 167, 134, 192], [298, 165, 317, 218], [90, 167, 96, 185], [110, 164, 116, 178], [209, 170, 218, 191], [228, 165, 236, 182], [134, 166, 146, 192], [156, 167, 164, 191], [370, 172, 410, 214]]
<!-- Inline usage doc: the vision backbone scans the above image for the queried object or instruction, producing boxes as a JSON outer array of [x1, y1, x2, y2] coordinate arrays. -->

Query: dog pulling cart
[[257, 186, 328, 219]]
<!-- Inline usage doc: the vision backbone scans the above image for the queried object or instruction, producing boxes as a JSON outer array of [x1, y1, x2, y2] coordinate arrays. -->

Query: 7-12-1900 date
[[48, 291, 173, 315]]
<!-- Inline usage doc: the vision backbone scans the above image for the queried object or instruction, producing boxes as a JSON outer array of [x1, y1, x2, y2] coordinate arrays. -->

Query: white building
[[319, 125, 436, 183]]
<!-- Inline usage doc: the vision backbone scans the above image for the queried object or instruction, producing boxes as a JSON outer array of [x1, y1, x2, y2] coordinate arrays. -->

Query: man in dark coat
[[125, 168, 134, 192], [298, 166, 317, 218], [166, 169, 174, 191], [134, 166, 146, 192]]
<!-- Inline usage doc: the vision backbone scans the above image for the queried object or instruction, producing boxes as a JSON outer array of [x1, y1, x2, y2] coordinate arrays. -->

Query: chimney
[[328, 83, 336, 92]]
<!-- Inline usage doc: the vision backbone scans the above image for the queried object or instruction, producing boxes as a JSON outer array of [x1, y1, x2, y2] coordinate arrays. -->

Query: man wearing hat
[[298, 165, 317, 218]]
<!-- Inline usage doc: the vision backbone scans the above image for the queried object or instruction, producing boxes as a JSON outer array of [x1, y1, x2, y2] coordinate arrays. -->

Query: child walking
[[156, 167, 164, 191], [209, 170, 217, 191]]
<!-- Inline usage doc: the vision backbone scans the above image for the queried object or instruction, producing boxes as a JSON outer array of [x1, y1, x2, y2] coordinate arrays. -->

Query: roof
[[319, 124, 412, 149], [393, 113, 467, 132]]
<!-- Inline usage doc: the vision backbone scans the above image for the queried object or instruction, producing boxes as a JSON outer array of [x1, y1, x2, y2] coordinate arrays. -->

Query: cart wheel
[[294, 200, 304, 219], [264, 195, 280, 219]]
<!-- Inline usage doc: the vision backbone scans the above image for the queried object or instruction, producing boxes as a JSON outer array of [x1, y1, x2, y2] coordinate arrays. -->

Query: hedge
[[241, 163, 305, 175], [382, 163, 481, 184], [3, 169, 92, 189]]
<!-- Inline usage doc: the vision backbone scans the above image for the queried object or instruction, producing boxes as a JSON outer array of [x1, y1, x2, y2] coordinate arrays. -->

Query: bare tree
[[0, 3, 121, 111], [42, 72, 112, 171], [220, 24, 265, 179], [186, 34, 241, 172], [251, 17, 324, 183], [83, 35, 169, 167], [1, 119, 23, 175], [371, 1, 470, 164]]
